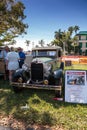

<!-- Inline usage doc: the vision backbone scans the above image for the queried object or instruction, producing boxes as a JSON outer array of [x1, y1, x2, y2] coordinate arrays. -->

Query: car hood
[[32, 57, 54, 63]]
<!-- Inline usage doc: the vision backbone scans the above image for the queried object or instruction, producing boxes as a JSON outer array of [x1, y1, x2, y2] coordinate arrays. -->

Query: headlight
[[44, 80, 49, 85]]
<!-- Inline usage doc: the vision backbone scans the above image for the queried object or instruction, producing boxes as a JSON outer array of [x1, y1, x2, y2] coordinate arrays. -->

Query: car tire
[[12, 75, 24, 93]]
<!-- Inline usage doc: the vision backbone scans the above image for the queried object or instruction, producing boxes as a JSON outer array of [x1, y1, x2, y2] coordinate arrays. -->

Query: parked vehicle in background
[[0, 47, 7, 80], [11, 46, 64, 97]]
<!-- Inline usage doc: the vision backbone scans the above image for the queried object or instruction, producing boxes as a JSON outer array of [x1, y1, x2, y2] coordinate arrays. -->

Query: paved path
[[0, 125, 51, 130], [0, 126, 13, 130], [0, 126, 35, 130]]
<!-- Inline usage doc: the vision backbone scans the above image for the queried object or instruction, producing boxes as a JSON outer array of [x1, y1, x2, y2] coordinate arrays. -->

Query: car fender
[[12, 69, 26, 82], [53, 69, 63, 79]]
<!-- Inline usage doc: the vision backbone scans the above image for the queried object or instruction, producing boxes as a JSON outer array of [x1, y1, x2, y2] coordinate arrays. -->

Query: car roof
[[32, 46, 62, 51]]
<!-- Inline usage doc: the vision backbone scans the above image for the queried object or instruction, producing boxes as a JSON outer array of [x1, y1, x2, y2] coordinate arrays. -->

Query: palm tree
[[68, 26, 74, 35], [53, 29, 74, 54], [53, 29, 63, 47], [54, 29, 62, 40], [74, 25, 80, 34], [60, 30, 74, 54], [25, 40, 30, 51], [52, 25, 80, 54], [51, 39, 60, 46], [38, 39, 45, 47], [71, 35, 79, 54]]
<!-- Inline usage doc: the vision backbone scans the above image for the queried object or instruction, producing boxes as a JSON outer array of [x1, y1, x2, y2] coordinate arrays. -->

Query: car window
[[38, 51, 47, 56], [32, 50, 56, 57], [48, 51, 56, 56]]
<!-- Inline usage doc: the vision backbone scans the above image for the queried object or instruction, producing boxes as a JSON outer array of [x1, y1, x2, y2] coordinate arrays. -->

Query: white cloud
[[13, 39, 34, 51], [9, 38, 51, 51]]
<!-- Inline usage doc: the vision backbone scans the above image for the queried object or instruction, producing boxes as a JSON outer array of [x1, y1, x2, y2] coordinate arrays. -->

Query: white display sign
[[65, 70, 87, 103]]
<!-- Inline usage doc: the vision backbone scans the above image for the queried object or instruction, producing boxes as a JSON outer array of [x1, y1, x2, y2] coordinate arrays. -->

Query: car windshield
[[32, 50, 56, 57]]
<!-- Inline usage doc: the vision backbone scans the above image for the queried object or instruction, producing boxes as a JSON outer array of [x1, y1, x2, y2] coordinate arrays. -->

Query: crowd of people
[[0, 46, 26, 82]]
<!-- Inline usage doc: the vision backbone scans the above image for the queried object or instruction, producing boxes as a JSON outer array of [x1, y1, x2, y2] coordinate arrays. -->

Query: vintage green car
[[11, 46, 64, 97]]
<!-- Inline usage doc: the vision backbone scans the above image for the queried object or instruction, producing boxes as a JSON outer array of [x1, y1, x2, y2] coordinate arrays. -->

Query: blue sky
[[15, 0, 87, 50]]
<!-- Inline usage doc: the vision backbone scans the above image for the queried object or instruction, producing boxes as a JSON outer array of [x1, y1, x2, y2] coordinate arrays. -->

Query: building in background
[[76, 31, 87, 55]]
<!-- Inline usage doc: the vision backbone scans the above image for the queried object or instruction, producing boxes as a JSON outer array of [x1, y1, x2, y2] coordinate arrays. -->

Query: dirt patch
[[0, 115, 64, 130]]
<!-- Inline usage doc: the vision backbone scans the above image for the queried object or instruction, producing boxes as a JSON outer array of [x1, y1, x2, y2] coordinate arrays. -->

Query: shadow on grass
[[0, 88, 57, 126], [0, 78, 86, 128]]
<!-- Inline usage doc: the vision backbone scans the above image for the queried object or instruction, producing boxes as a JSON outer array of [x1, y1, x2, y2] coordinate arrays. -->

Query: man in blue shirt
[[18, 47, 26, 68]]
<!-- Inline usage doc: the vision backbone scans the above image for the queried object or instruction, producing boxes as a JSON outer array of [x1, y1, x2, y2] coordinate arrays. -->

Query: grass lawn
[[0, 77, 87, 130]]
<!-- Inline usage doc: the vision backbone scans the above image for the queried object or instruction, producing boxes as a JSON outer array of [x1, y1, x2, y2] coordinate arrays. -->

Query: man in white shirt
[[6, 47, 19, 82]]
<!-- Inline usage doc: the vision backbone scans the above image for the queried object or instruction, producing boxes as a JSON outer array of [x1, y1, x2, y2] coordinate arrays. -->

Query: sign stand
[[65, 70, 87, 104]]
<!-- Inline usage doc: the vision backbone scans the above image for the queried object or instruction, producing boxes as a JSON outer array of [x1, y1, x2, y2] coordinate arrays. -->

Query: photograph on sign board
[[67, 75, 85, 85]]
